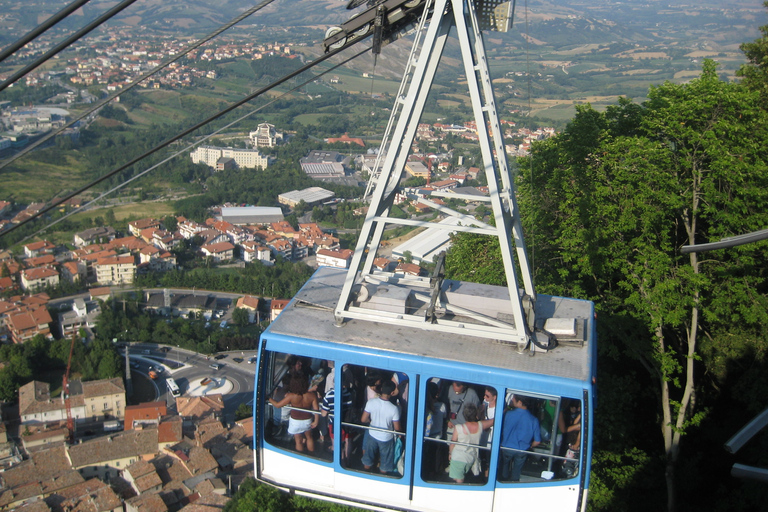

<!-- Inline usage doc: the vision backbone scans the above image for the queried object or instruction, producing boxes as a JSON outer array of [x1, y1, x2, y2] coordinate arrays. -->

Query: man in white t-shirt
[[361, 380, 401, 474]]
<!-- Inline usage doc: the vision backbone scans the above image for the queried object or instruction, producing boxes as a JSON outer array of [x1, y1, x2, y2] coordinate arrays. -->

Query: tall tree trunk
[[658, 325, 677, 512]]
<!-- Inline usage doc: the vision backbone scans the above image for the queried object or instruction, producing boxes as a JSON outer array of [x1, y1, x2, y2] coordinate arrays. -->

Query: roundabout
[[185, 376, 234, 397]]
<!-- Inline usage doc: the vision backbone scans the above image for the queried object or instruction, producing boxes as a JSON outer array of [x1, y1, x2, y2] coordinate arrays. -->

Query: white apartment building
[[190, 145, 271, 170], [95, 255, 136, 285]]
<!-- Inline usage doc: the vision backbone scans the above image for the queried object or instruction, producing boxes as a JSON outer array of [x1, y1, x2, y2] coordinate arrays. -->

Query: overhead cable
[[0, 0, 140, 94], [0, 0, 279, 171], [25, 48, 370, 242], [0, 41, 369, 240], [0, 0, 92, 64]]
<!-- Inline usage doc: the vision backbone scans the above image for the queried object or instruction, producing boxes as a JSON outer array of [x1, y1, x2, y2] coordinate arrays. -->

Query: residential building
[[94, 255, 136, 285], [128, 218, 162, 237], [21, 422, 69, 452], [316, 248, 353, 269], [197, 229, 229, 246], [89, 287, 112, 303], [24, 254, 56, 268], [395, 262, 423, 276], [266, 239, 292, 260], [241, 241, 272, 265], [0, 276, 15, 293], [45, 478, 122, 512], [24, 240, 56, 258], [373, 257, 395, 272], [325, 133, 365, 147], [74, 226, 116, 246], [20, 267, 59, 291], [19, 381, 86, 425], [122, 459, 163, 496], [124, 402, 167, 431], [0, 445, 81, 509], [270, 299, 289, 321], [7, 306, 53, 343], [66, 428, 158, 481], [60, 260, 86, 284], [19, 377, 125, 426], [175, 395, 224, 425], [235, 295, 261, 323], [201, 241, 234, 262], [429, 178, 459, 191], [58, 297, 100, 338], [82, 378, 126, 422], [178, 219, 206, 239], [190, 145, 271, 169], [125, 493, 168, 512]]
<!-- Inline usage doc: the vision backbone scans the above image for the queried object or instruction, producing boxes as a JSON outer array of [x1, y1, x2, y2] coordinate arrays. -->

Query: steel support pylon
[[335, 0, 535, 346]]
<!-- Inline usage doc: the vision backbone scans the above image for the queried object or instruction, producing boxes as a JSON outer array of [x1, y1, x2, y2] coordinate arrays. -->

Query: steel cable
[[0, 0, 279, 171], [0, 0, 92, 64]]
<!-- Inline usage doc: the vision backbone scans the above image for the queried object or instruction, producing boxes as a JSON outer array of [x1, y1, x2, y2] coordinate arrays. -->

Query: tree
[[737, 1, 768, 99], [232, 307, 250, 326], [515, 61, 768, 512], [235, 403, 252, 421]]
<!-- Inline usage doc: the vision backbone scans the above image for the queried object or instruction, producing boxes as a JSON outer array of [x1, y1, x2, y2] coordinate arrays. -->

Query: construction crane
[[62, 330, 77, 444]]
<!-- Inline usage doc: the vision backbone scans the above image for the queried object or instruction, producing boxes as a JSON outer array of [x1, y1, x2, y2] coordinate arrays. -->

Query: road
[[124, 344, 257, 424]]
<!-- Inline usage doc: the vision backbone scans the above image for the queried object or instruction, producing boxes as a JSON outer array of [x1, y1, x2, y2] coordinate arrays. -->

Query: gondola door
[[409, 376, 496, 512], [331, 365, 414, 510]]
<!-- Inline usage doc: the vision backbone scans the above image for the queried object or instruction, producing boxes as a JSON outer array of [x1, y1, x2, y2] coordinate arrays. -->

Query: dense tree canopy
[[448, 59, 768, 512]]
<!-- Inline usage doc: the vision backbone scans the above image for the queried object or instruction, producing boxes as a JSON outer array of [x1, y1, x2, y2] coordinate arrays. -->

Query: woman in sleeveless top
[[448, 403, 494, 483], [270, 372, 319, 452]]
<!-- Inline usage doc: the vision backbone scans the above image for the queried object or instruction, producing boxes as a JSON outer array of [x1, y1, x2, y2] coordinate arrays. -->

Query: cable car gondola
[[254, 1, 595, 511]]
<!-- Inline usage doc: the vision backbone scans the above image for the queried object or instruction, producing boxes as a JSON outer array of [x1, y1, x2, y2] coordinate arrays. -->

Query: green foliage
[[232, 308, 250, 327], [1, 83, 64, 106], [0, 334, 122, 402], [589, 448, 662, 511], [445, 233, 505, 285], [508, 61, 768, 511], [99, 105, 133, 124], [737, 1, 768, 98], [234, 403, 252, 421], [224, 478, 360, 512]]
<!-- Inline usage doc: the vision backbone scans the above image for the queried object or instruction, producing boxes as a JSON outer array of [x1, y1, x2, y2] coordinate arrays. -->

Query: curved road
[[125, 344, 257, 424]]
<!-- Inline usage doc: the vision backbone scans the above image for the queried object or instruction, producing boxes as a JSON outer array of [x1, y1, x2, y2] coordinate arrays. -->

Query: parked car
[[233, 357, 243, 363], [248, 356, 257, 364], [214, 354, 227, 360], [209, 363, 223, 370]]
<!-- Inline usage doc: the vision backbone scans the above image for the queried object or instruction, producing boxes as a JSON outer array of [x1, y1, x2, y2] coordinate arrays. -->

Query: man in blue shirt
[[500, 394, 541, 481]]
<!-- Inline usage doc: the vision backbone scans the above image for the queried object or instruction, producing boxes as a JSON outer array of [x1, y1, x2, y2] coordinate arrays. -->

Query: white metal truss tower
[[334, 0, 541, 348]]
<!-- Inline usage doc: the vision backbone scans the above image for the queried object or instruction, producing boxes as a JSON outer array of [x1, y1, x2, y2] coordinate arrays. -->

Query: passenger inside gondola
[[340, 364, 407, 478], [448, 403, 494, 483], [361, 380, 401, 474], [499, 394, 541, 481], [320, 365, 355, 462], [268, 372, 319, 453], [423, 379, 491, 485], [422, 381, 446, 479], [479, 387, 497, 478]]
